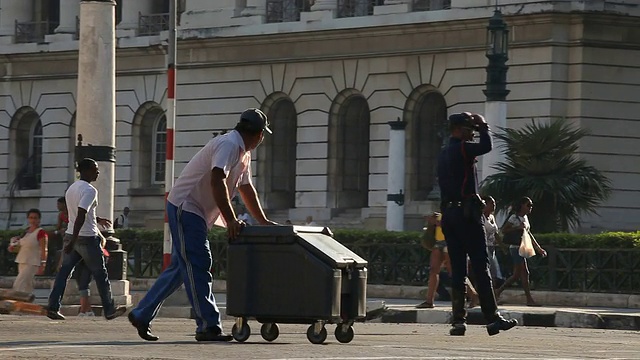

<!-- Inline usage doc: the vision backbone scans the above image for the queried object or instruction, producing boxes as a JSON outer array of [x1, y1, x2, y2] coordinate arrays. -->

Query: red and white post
[[163, 0, 177, 271]]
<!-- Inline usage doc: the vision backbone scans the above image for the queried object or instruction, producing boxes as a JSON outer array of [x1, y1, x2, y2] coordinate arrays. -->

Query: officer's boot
[[449, 289, 467, 336], [486, 314, 518, 336]]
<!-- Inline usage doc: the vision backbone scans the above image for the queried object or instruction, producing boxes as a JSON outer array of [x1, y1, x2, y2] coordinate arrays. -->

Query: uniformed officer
[[436, 112, 517, 336]]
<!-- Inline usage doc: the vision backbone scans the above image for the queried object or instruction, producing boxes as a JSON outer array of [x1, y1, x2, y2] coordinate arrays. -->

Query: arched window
[[328, 90, 370, 209], [257, 93, 298, 210], [131, 102, 165, 188], [152, 116, 167, 184], [404, 86, 448, 201], [10, 107, 43, 190]]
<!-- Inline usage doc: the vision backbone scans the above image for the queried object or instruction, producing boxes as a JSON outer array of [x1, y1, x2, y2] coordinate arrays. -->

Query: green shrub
[[2, 229, 638, 249], [534, 231, 640, 249]]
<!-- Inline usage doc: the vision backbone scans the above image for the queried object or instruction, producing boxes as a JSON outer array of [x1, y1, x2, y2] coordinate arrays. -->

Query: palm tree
[[480, 119, 611, 233]]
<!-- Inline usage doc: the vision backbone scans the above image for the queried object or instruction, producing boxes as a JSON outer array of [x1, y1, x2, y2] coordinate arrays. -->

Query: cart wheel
[[306, 324, 327, 344], [232, 321, 251, 342], [334, 325, 355, 343], [260, 323, 279, 342]]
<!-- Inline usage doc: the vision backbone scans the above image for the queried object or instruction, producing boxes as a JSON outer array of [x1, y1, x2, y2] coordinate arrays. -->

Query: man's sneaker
[[195, 328, 234, 342], [104, 306, 127, 320], [449, 323, 467, 336], [128, 312, 159, 341], [46, 310, 66, 320], [486, 316, 518, 336]]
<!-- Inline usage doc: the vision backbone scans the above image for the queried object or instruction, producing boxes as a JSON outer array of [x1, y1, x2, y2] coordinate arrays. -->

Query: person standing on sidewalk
[[437, 112, 517, 336], [128, 108, 276, 342], [46, 158, 127, 321]]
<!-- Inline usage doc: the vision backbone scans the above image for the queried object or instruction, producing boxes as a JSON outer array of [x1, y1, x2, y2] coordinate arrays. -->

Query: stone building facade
[[0, 0, 638, 231]]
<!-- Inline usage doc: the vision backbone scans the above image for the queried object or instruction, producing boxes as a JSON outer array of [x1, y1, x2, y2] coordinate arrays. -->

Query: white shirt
[[506, 213, 530, 248], [483, 213, 498, 247], [168, 130, 252, 228], [65, 180, 100, 237], [116, 214, 129, 229], [238, 213, 253, 225]]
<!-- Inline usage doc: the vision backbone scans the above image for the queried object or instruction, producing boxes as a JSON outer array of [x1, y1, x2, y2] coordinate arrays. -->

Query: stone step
[[57, 280, 129, 296], [61, 294, 131, 306]]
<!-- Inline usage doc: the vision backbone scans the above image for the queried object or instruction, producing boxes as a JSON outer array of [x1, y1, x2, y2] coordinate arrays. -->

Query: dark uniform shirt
[[437, 129, 492, 204]]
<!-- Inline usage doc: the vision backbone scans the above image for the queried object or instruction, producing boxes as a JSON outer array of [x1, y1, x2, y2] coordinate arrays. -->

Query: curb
[[371, 306, 640, 331]]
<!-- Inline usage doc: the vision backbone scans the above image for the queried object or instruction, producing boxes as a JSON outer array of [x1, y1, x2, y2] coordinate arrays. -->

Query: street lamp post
[[482, 9, 510, 181]]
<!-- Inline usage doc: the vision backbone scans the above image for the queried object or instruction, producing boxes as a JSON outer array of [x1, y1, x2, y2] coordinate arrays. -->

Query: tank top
[[15, 228, 45, 267]]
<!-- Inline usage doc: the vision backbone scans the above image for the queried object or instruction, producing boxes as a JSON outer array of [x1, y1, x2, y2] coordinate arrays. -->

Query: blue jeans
[[131, 202, 222, 334], [75, 261, 93, 297], [48, 235, 115, 313]]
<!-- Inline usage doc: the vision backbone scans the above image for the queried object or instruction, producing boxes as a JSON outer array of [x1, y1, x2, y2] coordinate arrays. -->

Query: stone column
[[0, 0, 33, 37], [55, 0, 80, 34], [76, 0, 116, 222], [117, 0, 154, 30], [386, 119, 407, 231]]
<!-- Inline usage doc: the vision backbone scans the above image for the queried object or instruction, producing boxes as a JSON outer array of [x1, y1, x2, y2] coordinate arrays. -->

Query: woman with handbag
[[417, 213, 479, 309], [494, 197, 547, 306]]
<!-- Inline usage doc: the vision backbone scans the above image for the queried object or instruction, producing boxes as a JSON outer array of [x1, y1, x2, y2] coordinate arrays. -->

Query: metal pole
[[163, 0, 177, 270]]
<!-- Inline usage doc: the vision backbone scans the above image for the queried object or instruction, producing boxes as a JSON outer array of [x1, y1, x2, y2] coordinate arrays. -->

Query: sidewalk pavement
[[6, 277, 640, 331]]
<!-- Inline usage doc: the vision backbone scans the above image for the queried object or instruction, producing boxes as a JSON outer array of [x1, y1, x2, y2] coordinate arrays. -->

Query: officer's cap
[[448, 112, 477, 130]]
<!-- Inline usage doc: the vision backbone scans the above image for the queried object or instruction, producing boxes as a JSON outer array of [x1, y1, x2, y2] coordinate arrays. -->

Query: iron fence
[[15, 20, 57, 44], [2, 234, 640, 294], [266, 0, 312, 23], [138, 12, 169, 36]]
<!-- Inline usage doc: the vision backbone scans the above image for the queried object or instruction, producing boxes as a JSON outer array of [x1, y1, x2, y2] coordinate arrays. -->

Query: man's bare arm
[[211, 168, 236, 224], [238, 183, 272, 225], [65, 207, 86, 253]]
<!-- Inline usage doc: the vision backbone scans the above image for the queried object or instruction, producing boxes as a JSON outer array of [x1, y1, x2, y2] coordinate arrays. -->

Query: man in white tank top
[[129, 108, 275, 342]]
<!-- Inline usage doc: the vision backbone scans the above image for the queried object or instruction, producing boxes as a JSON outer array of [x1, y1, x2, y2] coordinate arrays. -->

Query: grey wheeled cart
[[226, 225, 368, 344]]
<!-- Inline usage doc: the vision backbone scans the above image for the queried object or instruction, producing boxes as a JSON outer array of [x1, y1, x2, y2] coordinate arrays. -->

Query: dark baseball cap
[[239, 108, 272, 134], [448, 112, 477, 130]]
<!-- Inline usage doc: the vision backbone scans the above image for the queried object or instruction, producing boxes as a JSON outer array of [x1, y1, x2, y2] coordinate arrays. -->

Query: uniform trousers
[[441, 206, 500, 324]]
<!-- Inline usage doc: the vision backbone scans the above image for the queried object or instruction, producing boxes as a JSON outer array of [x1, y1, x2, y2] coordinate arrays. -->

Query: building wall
[[0, 2, 638, 231]]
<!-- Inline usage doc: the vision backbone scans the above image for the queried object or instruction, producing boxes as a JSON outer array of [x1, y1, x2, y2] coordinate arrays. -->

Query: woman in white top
[[10, 209, 48, 294], [495, 197, 546, 306], [482, 196, 504, 287]]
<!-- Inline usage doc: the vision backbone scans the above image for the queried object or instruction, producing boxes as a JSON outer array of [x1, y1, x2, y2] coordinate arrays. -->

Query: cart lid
[[296, 233, 368, 267]]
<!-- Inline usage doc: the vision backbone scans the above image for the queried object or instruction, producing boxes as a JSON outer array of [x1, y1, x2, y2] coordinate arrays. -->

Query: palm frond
[[481, 119, 611, 232]]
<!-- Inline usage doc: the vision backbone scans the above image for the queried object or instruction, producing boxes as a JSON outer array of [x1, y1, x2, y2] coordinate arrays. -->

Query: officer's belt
[[444, 201, 463, 208]]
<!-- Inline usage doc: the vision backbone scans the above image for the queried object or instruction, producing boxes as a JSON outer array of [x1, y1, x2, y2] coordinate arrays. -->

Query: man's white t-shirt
[[65, 180, 100, 237], [167, 130, 252, 228]]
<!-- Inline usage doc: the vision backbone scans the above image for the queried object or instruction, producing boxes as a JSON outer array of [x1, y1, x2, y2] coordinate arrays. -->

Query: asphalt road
[[0, 316, 638, 360]]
